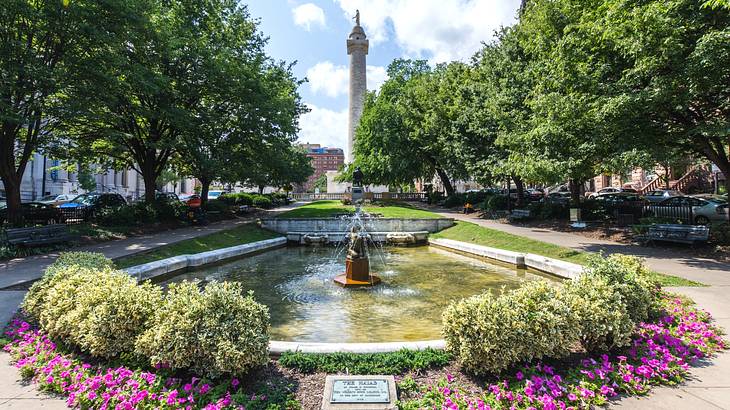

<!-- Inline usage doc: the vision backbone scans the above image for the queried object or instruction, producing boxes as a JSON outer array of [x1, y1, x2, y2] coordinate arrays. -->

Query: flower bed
[[3, 317, 298, 409], [400, 295, 727, 409]]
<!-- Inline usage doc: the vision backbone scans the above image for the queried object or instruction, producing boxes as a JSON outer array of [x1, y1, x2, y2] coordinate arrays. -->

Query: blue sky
[[246, 0, 522, 157]]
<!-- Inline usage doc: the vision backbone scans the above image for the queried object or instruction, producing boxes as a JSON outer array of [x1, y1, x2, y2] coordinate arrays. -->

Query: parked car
[[589, 187, 639, 198], [38, 194, 74, 207], [156, 191, 181, 203], [0, 202, 63, 225], [592, 192, 646, 205], [179, 194, 202, 208], [526, 188, 545, 201], [0, 197, 6, 210], [644, 189, 682, 203], [546, 191, 571, 205], [59, 192, 127, 219], [646, 196, 729, 225]]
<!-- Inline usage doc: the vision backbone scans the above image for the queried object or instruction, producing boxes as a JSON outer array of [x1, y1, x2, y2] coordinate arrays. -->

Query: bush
[[585, 254, 661, 323], [442, 281, 578, 375], [252, 195, 273, 209], [204, 199, 230, 213], [95, 200, 184, 227], [483, 194, 509, 212], [31, 265, 161, 359], [23, 252, 115, 320], [136, 281, 270, 377], [563, 275, 634, 352], [444, 194, 466, 208], [527, 201, 568, 219], [279, 348, 451, 375]]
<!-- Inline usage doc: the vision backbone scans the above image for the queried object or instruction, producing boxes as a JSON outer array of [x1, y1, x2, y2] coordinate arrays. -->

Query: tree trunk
[[513, 175, 526, 207], [141, 161, 159, 203], [200, 178, 211, 207], [435, 167, 455, 197], [569, 179, 582, 206], [1, 175, 23, 226], [258, 185, 264, 195], [724, 174, 730, 223]]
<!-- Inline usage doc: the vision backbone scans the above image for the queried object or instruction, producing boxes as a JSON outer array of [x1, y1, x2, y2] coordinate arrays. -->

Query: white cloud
[[292, 3, 326, 31], [306, 61, 388, 97], [297, 103, 349, 155], [335, 0, 521, 62]]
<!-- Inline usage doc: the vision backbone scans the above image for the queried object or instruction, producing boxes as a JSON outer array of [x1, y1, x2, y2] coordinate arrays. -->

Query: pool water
[[160, 246, 555, 343]]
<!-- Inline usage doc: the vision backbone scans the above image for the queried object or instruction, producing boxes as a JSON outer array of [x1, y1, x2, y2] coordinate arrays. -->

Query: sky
[[246, 0, 523, 158]]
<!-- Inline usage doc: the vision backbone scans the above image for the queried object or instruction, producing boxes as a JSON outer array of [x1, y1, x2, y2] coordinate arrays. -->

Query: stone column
[[346, 22, 368, 163]]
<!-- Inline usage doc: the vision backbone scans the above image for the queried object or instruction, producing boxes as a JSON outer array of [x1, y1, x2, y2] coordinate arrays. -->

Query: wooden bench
[[640, 224, 709, 245], [4, 225, 74, 247], [508, 209, 531, 222]]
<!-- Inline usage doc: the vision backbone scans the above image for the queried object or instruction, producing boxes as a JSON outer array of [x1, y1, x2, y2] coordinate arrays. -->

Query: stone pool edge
[[122, 236, 583, 355]]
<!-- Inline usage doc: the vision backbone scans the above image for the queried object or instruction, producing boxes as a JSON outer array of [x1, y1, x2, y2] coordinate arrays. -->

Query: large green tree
[[0, 0, 132, 224], [352, 60, 467, 196]]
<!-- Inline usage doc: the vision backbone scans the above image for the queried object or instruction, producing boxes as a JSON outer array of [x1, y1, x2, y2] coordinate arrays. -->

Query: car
[[0, 202, 62, 225], [526, 188, 545, 201], [37, 194, 74, 207], [592, 192, 646, 205], [546, 191, 571, 205], [59, 192, 127, 219], [207, 190, 224, 200], [179, 194, 202, 208], [646, 195, 729, 225], [589, 187, 639, 198], [156, 191, 181, 203], [644, 189, 682, 203]]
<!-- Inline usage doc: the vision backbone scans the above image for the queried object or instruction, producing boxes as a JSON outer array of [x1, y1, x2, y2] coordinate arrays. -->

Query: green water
[[161, 246, 556, 343]]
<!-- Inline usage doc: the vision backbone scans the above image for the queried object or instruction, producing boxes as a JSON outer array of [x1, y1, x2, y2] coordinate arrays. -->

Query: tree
[[0, 0, 132, 224], [240, 143, 313, 194], [172, 2, 306, 205], [352, 60, 467, 196], [313, 173, 327, 193]]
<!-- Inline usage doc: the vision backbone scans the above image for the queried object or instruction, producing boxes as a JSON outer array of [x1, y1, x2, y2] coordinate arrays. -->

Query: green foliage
[[527, 201, 568, 219], [278, 348, 451, 375], [277, 200, 440, 219], [23, 252, 115, 320], [94, 200, 185, 227], [442, 255, 663, 374], [252, 195, 273, 209], [203, 199, 231, 214], [563, 275, 634, 352], [136, 281, 270, 377], [442, 281, 578, 375], [483, 195, 509, 212], [585, 254, 662, 323]]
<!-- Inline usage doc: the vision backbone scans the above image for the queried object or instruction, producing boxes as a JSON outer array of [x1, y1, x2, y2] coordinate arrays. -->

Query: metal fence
[[599, 202, 694, 224]]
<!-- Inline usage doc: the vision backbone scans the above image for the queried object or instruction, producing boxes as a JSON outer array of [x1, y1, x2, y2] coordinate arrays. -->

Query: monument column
[[346, 10, 368, 163]]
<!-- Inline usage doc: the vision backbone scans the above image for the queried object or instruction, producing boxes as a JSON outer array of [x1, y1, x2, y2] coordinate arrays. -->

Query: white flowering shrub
[[586, 254, 661, 323], [23, 252, 115, 320], [563, 275, 634, 352], [136, 281, 270, 377], [442, 281, 578, 375]]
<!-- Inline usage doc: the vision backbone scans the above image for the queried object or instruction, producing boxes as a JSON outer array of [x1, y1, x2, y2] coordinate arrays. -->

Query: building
[[0, 152, 196, 203], [298, 144, 344, 192]]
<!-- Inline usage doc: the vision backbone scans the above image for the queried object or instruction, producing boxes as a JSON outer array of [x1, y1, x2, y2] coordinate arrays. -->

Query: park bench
[[508, 209, 531, 222], [3, 225, 73, 247], [639, 224, 709, 245]]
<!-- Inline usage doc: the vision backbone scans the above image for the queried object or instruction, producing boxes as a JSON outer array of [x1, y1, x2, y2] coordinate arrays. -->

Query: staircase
[[638, 167, 711, 195]]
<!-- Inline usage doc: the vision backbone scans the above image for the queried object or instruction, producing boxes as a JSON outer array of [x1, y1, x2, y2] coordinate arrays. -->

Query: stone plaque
[[331, 379, 389, 403], [322, 375, 397, 410]]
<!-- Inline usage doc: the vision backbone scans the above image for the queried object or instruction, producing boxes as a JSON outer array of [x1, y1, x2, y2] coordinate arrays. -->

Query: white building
[[0, 153, 196, 202]]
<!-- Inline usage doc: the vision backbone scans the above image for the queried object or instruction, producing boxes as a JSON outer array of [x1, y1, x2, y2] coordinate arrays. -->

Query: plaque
[[331, 379, 390, 403]]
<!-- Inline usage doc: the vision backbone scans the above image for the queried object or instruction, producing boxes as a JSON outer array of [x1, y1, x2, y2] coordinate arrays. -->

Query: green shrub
[[442, 281, 578, 375], [483, 195, 509, 211], [563, 275, 634, 352], [528, 202, 568, 219], [204, 199, 230, 213], [444, 194, 466, 208], [252, 195, 273, 209], [136, 281, 270, 377], [23, 252, 115, 320], [585, 254, 661, 323], [278, 349, 451, 375]]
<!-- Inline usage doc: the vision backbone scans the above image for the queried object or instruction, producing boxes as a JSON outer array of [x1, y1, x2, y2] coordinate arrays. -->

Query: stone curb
[[428, 238, 583, 279], [123, 237, 287, 282], [269, 339, 446, 355]]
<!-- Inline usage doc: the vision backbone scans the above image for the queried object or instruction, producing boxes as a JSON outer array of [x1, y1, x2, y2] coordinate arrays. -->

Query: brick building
[[298, 144, 344, 192]]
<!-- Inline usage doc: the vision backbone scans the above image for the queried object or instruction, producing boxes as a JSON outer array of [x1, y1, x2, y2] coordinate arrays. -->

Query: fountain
[[333, 167, 381, 288]]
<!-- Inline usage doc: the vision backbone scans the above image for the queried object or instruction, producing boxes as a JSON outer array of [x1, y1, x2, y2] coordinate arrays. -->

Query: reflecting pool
[[160, 246, 557, 342]]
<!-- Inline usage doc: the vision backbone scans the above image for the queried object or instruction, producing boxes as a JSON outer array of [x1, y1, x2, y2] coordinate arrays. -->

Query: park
[[1, 0, 729, 409]]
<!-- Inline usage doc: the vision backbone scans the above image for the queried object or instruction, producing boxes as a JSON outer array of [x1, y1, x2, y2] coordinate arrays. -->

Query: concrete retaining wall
[[124, 237, 287, 282], [429, 238, 583, 279], [260, 217, 454, 235], [286, 231, 429, 245]]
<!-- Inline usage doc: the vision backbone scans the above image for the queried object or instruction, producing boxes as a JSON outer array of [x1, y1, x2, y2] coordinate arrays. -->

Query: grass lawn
[[433, 221, 702, 287], [114, 223, 281, 268], [278, 200, 440, 219]]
